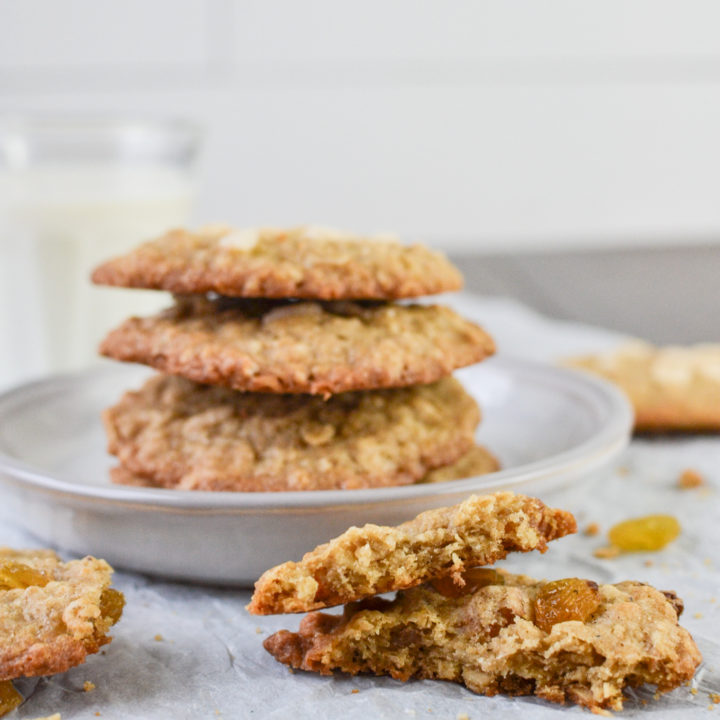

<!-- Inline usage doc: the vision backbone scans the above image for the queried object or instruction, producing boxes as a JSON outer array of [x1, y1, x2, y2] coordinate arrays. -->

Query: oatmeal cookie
[[91, 225, 463, 300], [566, 341, 720, 431], [99, 296, 495, 395], [103, 374, 480, 492], [247, 493, 575, 614], [0, 548, 124, 681], [419, 445, 499, 483], [109, 444, 499, 489], [264, 571, 701, 711]]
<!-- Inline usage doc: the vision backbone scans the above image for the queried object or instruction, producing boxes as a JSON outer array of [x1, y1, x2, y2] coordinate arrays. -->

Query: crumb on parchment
[[678, 469, 705, 489], [584, 523, 600, 537]]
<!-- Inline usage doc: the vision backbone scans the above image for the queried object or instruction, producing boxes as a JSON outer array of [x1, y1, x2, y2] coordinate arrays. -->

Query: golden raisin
[[431, 568, 504, 598], [0, 561, 50, 590], [99, 588, 125, 624], [0, 681, 22, 717], [608, 515, 680, 552], [533, 578, 601, 632]]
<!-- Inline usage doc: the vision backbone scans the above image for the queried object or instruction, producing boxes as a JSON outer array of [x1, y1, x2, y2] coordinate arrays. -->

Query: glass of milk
[[0, 117, 200, 388]]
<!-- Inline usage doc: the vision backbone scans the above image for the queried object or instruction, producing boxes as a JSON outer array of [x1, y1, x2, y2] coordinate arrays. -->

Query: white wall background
[[2, 0, 720, 252]]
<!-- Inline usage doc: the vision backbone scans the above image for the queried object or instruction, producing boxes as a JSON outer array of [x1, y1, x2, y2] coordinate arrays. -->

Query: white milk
[[0, 164, 194, 388]]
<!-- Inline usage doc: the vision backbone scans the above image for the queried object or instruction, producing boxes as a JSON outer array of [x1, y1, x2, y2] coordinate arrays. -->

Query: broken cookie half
[[247, 492, 576, 614], [251, 492, 701, 712], [0, 548, 124, 714]]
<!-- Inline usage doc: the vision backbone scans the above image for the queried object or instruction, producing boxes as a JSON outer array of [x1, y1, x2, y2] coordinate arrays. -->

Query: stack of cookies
[[92, 225, 497, 492]]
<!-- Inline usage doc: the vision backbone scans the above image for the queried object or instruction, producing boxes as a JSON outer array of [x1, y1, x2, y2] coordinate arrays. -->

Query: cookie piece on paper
[[99, 296, 495, 395], [91, 225, 463, 300], [0, 548, 124, 682], [247, 492, 575, 614], [264, 572, 701, 712]]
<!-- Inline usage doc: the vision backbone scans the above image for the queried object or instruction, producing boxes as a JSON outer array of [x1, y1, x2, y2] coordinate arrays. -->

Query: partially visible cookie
[[419, 445, 499, 483], [103, 374, 480, 492], [247, 492, 576, 614], [99, 296, 495, 395], [566, 341, 720, 431], [91, 225, 463, 300], [0, 548, 124, 682], [263, 572, 701, 712]]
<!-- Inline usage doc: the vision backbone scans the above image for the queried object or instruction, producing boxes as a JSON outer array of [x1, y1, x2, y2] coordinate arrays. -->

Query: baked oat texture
[[0, 548, 124, 681], [247, 492, 576, 614], [264, 572, 701, 712], [98, 296, 495, 395], [103, 374, 480, 491], [567, 341, 720, 432], [109, 444, 500, 489], [91, 225, 463, 300], [420, 445, 500, 483]]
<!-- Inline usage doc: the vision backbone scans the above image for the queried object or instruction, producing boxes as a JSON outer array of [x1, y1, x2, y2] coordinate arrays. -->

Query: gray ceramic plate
[[0, 359, 632, 585]]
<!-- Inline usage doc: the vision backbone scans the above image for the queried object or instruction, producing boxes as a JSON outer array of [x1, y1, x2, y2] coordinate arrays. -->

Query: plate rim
[[0, 358, 632, 511]]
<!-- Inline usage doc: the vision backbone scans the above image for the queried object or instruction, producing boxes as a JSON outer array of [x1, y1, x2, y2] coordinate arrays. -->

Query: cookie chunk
[[103, 374, 480, 492], [99, 296, 495, 395], [91, 225, 463, 300], [264, 572, 701, 712], [247, 493, 575, 614], [420, 445, 499, 483], [0, 548, 124, 682], [567, 341, 720, 431]]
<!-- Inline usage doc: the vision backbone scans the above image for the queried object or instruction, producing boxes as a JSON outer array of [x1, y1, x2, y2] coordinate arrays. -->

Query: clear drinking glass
[[0, 117, 201, 388]]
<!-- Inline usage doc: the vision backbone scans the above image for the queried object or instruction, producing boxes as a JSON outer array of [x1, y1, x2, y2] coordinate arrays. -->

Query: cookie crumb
[[83, 681, 95, 692], [351, 689, 359, 694], [593, 546, 621, 559], [694, 612, 703, 619], [691, 687, 699, 695], [644, 560, 654, 567], [457, 714, 470, 720], [30, 715, 62, 720], [255, 627, 263, 634], [678, 469, 705, 489], [616, 466, 630, 476], [153, 634, 163, 642], [711, 693, 720, 704], [584, 523, 600, 537]]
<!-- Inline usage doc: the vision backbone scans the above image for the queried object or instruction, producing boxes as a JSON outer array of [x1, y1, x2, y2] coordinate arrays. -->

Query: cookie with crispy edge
[[98, 296, 495, 395], [110, 444, 500, 489], [263, 570, 701, 712], [0, 548, 124, 681], [247, 492, 576, 614], [566, 341, 720, 432], [103, 374, 480, 492], [91, 225, 463, 300]]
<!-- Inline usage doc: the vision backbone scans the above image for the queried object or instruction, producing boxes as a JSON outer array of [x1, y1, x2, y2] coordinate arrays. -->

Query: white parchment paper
[[2, 294, 718, 719]]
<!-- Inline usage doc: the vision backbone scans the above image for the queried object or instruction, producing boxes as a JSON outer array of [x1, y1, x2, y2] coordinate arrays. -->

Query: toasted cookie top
[[0, 548, 124, 681], [263, 572, 701, 712], [99, 296, 495, 395], [103, 374, 480, 492], [247, 492, 576, 614], [566, 341, 720, 431], [91, 225, 463, 300]]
